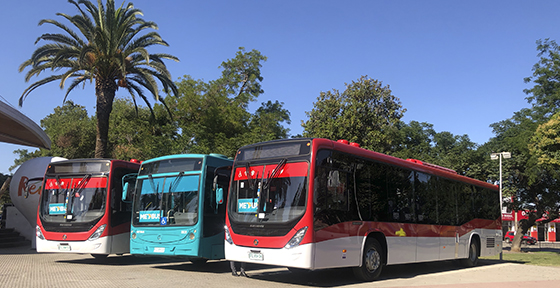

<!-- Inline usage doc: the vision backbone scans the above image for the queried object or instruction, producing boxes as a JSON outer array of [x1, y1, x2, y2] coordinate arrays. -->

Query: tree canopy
[[302, 76, 405, 153], [19, 0, 178, 158], [11, 48, 292, 168]]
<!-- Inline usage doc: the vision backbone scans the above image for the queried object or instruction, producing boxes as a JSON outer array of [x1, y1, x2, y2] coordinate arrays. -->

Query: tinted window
[[140, 158, 202, 175]]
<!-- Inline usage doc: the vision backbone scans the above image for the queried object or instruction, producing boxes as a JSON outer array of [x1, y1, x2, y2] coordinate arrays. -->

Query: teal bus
[[123, 154, 232, 263]]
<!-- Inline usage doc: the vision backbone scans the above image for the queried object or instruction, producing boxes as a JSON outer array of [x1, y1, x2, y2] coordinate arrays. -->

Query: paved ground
[[1, 245, 560, 288]]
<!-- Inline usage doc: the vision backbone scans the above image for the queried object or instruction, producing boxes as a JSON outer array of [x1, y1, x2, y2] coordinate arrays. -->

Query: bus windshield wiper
[[54, 175, 67, 202], [263, 158, 287, 190], [148, 175, 157, 194], [258, 158, 287, 217], [245, 162, 259, 200], [66, 174, 92, 221], [168, 171, 184, 193], [245, 163, 254, 191], [72, 174, 92, 198]]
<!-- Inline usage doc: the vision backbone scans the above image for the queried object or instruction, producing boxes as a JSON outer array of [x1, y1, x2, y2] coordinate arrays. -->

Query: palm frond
[[20, 75, 64, 106]]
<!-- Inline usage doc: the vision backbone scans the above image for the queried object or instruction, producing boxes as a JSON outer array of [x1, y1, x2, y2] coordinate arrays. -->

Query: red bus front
[[225, 139, 316, 269], [36, 159, 139, 257]]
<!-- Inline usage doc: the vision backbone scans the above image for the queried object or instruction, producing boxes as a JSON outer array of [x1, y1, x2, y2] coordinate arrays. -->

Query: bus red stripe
[[233, 162, 308, 181], [45, 177, 107, 189]]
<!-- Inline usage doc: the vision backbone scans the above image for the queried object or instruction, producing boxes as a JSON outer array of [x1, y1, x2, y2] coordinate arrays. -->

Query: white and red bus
[[36, 159, 140, 258], [224, 138, 502, 281]]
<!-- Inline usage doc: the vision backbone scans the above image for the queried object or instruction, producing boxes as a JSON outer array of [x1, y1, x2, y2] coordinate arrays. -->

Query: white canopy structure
[[0, 100, 51, 149]]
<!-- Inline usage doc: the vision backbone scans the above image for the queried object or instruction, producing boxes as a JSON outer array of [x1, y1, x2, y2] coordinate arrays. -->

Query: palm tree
[[19, 0, 179, 158]]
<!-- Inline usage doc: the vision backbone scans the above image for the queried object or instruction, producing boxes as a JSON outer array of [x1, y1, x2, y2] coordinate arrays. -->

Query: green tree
[[9, 101, 96, 170], [529, 111, 560, 168], [524, 39, 560, 119], [393, 121, 484, 179], [42, 101, 97, 158], [489, 107, 558, 252], [302, 76, 406, 153], [488, 39, 560, 252], [19, 0, 178, 158], [169, 48, 289, 157], [248, 100, 291, 141], [109, 98, 179, 160], [10, 99, 179, 168]]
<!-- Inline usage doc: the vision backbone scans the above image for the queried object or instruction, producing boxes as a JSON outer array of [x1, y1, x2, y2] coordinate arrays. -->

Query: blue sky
[[0, 0, 557, 174]]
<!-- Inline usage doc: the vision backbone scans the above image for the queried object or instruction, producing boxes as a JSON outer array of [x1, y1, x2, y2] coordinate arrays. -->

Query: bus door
[[313, 150, 362, 268]]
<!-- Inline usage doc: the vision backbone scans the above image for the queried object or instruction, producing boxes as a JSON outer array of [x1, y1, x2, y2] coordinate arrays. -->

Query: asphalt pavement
[[1, 244, 560, 288]]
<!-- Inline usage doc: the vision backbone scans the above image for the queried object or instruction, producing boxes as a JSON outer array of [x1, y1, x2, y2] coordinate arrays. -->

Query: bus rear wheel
[[353, 238, 383, 281], [461, 241, 479, 267]]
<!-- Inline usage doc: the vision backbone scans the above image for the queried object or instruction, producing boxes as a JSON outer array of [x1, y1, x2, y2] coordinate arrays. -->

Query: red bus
[[36, 159, 140, 258], [224, 138, 502, 281]]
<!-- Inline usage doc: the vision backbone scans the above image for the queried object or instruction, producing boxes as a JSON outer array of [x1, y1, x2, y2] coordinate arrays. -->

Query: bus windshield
[[228, 162, 308, 224], [41, 176, 107, 223], [132, 174, 200, 226]]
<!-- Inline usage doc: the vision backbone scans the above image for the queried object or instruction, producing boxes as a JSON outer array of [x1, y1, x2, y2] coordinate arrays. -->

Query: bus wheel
[[353, 238, 383, 281], [462, 241, 479, 267], [91, 254, 108, 260]]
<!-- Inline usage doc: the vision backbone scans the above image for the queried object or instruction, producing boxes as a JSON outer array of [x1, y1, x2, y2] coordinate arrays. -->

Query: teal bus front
[[128, 154, 232, 261]]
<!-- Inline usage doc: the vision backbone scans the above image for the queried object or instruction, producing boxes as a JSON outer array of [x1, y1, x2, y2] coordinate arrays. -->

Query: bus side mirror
[[216, 188, 224, 206], [122, 182, 130, 202], [121, 173, 137, 203]]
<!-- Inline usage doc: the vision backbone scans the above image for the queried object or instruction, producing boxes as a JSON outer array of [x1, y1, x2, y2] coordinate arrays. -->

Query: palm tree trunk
[[95, 79, 117, 158]]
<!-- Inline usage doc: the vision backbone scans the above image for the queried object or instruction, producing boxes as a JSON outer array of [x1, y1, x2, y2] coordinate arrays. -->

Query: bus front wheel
[[91, 254, 108, 260], [353, 238, 383, 281]]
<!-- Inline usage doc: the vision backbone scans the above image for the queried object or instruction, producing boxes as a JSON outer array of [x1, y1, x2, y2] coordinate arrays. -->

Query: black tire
[[521, 239, 527, 245], [505, 238, 511, 244], [353, 238, 383, 281], [462, 240, 479, 267], [91, 254, 108, 260]]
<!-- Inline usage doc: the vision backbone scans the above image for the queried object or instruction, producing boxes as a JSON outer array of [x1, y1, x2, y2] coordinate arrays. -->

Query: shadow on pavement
[[153, 260, 236, 274], [58, 254, 197, 266], [242, 259, 511, 287]]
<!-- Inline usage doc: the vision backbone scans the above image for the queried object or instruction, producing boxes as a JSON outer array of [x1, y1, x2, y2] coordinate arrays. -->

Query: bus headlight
[[224, 225, 233, 244], [88, 224, 106, 241], [131, 232, 137, 240], [36, 225, 45, 240], [285, 226, 308, 249]]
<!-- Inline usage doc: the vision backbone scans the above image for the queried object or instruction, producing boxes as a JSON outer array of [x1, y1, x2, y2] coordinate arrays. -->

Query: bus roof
[[237, 138, 498, 191], [141, 153, 230, 164]]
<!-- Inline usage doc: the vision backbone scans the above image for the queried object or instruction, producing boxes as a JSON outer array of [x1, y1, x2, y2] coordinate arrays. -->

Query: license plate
[[154, 247, 165, 253], [248, 251, 263, 261], [58, 245, 71, 251]]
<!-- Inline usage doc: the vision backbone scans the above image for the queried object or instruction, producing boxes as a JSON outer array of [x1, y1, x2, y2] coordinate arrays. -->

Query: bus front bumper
[[224, 241, 314, 269], [36, 236, 110, 254]]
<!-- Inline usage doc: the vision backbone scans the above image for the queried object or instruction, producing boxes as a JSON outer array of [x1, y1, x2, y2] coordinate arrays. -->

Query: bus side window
[[386, 167, 414, 223], [327, 170, 348, 211]]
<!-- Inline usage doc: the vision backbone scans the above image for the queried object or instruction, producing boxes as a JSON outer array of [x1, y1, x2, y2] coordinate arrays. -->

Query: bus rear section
[[36, 159, 140, 258], [225, 138, 502, 281], [128, 154, 232, 263]]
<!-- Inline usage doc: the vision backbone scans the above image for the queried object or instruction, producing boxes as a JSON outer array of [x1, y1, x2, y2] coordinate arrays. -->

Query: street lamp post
[[491, 151, 511, 261]]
